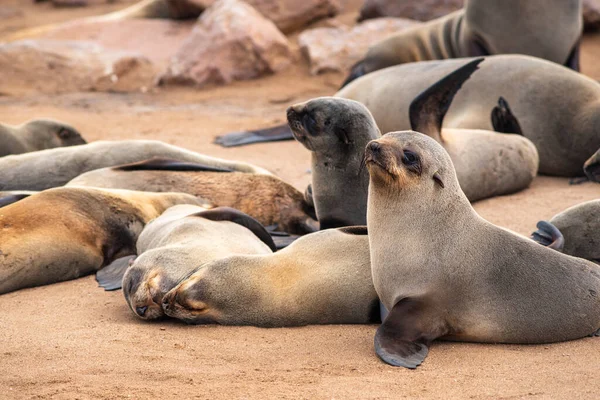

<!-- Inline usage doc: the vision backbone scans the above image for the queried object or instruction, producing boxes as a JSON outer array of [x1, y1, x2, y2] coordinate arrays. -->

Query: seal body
[[0, 139, 271, 190], [338, 55, 600, 176], [122, 205, 275, 320], [68, 159, 317, 234], [0, 187, 201, 295], [365, 131, 600, 369], [0, 119, 86, 157], [162, 226, 379, 327]]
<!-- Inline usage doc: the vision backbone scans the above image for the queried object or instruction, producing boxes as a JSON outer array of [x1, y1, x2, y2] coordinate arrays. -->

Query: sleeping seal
[[366, 130, 600, 369], [0, 119, 86, 157]]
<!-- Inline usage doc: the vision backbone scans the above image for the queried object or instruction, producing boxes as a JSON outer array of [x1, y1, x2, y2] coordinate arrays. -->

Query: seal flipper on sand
[[96, 255, 137, 291], [491, 97, 523, 135], [374, 298, 442, 369], [409, 58, 484, 142], [214, 124, 293, 147], [115, 158, 234, 173], [531, 221, 565, 252]]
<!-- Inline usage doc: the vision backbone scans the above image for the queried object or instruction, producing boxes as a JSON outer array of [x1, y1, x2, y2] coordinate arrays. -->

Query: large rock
[[299, 17, 420, 74], [160, 0, 292, 88], [0, 40, 156, 95], [358, 0, 463, 22], [246, 0, 341, 33]]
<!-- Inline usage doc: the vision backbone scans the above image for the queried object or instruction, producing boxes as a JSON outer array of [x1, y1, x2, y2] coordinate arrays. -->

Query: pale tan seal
[[0, 187, 203, 295], [365, 130, 600, 369], [0, 119, 86, 157], [161, 226, 380, 326], [344, 0, 582, 85], [0, 139, 271, 191], [121, 205, 276, 320], [67, 158, 317, 234]]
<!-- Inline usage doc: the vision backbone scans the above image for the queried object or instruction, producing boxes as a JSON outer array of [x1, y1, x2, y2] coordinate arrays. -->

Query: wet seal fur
[[162, 226, 380, 326], [68, 158, 317, 234], [0, 187, 203, 295], [121, 205, 275, 320], [365, 131, 600, 369], [0, 119, 86, 157], [0, 139, 271, 191]]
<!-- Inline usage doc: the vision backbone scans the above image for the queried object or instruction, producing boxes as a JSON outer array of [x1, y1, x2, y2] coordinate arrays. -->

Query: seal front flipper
[[96, 255, 137, 291], [213, 124, 293, 147], [491, 97, 523, 135], [409, 58, 484, 142], [374, 297, 446, 369], [115, 158, 234, 173], [530, 221, 565, 252], [584, 150, 600, 183]]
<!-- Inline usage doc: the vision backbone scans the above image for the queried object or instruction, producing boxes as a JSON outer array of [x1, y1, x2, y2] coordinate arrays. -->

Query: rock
[[0, 40, 155, 95], [584, 0, 600, 32], [160, 0, 292, 88], [358, 0, 463, 22], [299, 17, 420, 74], [246, 0, 341, 33]]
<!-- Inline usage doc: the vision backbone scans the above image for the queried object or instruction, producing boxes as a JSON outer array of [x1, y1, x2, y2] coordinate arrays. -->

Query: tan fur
[[68, 168, 316, 234], [162, 228, 379, 327], [0, 140, 271, 191], [0, 188, 202, 295], [0, 119, 86, 157]]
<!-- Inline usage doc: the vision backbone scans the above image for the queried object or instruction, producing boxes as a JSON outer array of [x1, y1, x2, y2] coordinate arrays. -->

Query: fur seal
[[122, 205, 276, 320], [344, 0, 582, 86], [532, 200, 600, 261], [0, 119, 86, 157], [0, 139, 271, 191], [365, 130, 600, 369], [67, 158, 317, 234], [161, 226, 380, 326], [0, 187, 203, 295]]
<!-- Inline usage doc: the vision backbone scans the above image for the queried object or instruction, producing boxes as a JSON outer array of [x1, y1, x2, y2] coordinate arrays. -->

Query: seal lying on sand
[[162, 226, 379, 326], [67, 158, 317, 234], [365, 131, 600, 369], [0, 119, 86, 157], [0, 187, 202, 295], [121, 205, 275, 320], [0, 140, 271, 191]]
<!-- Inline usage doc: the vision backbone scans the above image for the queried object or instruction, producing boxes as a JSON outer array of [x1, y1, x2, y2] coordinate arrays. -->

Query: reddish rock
[[0, 40, 155, 95], [247, 0, 341, 33], [358, 0, 463, 22], [160, 0, 292, 88], [299, 17, 420, 74]]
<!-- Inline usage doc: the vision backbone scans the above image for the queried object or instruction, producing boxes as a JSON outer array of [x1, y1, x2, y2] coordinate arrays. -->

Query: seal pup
[[0, 119, 86, 157], [67, 158, 317, 234], [121, 205, 276, 320], [0, 139, 271, 191], [0, 187, 203, 295], [532, 200, 600, 261], [343, 0, 582, 86], [162, 226, 380, 327], [365, 131, 600, 369], [287, 98, 380, 228]]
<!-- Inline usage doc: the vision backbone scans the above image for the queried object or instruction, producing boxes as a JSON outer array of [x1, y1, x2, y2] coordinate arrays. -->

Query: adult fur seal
[[365, 130, 600, 369], [0, 187, 203, 295], [532, 200, 600, 261], [67, 158, 317, 234], [0, 119, 86, 157], [0, 139, 271, 191], [161, 226, 380, 327], [121, 205, 275, 320], [344, 0, 582, 86]]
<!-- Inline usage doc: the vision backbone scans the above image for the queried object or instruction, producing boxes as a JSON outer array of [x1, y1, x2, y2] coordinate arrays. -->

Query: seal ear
[[531, 221, 565, 252], [432, 172, 445, 188], [115, 158, 234, 173], [491, 97, 523, 135], [192, 207, 277, 252], [334, 127, 350, 144], [409, 58, 484, 142], [96, 255, 137, 291]]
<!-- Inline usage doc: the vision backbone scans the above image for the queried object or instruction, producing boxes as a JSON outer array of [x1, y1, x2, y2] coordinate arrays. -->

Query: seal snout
[[135, 305, 148, 317]]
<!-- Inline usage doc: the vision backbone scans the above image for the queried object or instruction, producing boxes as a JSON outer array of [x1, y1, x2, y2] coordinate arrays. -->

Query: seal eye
[[57, 128, 71, 139], [402, 150, 419, 166]]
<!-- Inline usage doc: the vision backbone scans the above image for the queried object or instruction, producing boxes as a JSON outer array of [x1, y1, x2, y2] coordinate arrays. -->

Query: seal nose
[[136, 306, 148, 316], [368, 141, 381, 153], [162, 297, 171, 311]]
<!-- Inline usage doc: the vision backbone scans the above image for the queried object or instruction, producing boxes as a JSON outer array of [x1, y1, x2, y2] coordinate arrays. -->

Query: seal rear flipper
[[193, 207, 277, 252], [213, 124, 293, 148], [530, 221, 565, 252], [409, 58, 484, 142], [374, 297, 444, 369], [491, 97, 523, 135], [96, 255, 136, 291], [0, 194, 31, 208], [115, 158, 234, 173]]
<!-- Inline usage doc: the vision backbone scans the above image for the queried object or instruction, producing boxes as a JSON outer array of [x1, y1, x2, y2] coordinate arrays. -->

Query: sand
[[1, 1, 600, 399]]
